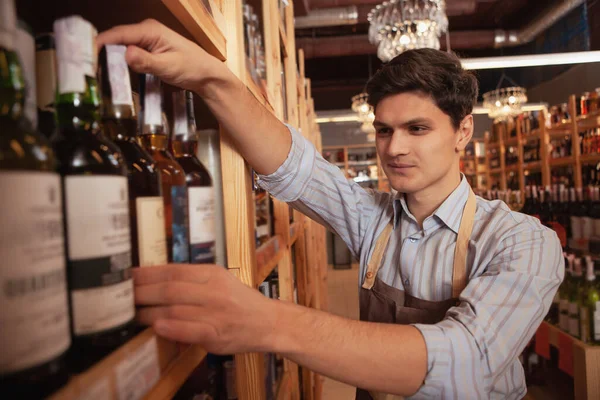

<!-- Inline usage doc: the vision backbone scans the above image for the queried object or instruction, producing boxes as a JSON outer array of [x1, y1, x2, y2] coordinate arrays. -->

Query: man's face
[[374, 91, 471, 194]]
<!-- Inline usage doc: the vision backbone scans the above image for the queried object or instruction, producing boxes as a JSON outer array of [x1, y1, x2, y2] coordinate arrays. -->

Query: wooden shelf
[[347, 160, 377, 167], [523, 161, 542, 170], [548, 129, 573, 139], [162, 0, 227, 60], [504, 137, 519, 146], [524, 130, 541, 140], [279, 23, 288, 58], [246, 67, 275, 114], [256, 235, 285, 286], [289, 221, 301, 245], [49, 329, 206, 400], [487, 142, 501, 150], [276, 371, 292, 400], [580, 153, 600, 164], [577, 111, 600, 129], [505, 164, 519, 172], [535, 322, 600, 400], [490, 167, 502, 174], [550, 156, 575, 167], [548, 120, 572, 132]]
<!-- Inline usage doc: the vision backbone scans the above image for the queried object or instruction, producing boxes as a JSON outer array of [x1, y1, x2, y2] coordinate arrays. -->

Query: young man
[[99, 20, 564, 399]]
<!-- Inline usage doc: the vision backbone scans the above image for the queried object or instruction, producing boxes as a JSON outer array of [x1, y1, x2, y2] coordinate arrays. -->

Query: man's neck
[[405, 171, 462, 228]]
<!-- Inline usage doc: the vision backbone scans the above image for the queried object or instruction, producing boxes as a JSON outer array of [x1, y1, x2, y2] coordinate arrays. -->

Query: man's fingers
[[135, 281, 207, 306], [137, 305, 206, 326], [132, 264, 214, 286], [96, 19, 162, 50], [125, 46, 163, 74], [153, 319, 216, 345]]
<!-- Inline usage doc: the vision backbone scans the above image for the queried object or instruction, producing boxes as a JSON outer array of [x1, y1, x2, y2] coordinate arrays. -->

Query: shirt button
[[366, 271, 374, 279]]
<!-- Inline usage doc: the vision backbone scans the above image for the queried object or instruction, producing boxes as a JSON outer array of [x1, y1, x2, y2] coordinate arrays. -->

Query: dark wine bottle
[[51, 16, 135, 372], [35, 33, 57, 138], [171, 90, 216, 264], [139, 74, 190, 263], [100, 46, 168, 267], [0, 1, 70, 396]]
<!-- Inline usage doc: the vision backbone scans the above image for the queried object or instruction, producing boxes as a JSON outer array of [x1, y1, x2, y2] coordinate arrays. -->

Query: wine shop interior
[[1, 0, 600, 399]]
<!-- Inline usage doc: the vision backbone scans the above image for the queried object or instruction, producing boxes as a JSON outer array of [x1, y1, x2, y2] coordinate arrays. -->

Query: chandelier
[[352, 93, 376, 133], [482, 87, 528, 122], [368, 0, 448, 62]]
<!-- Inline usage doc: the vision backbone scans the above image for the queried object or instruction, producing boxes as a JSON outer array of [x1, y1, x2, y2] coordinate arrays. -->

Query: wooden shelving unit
[[478, 94, 600, 191], [322, 144, 387, 191], [534, 322, 600, 400], [18, 0, 326, 399]]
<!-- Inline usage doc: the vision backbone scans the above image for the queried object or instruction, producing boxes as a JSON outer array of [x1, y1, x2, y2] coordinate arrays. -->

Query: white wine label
[[171, 185, 190, 263], [581, 217, 593, 240], [188, 187, 216, 263], [54, 16, 96, 94], [65, 176, 134, 335], [0, 172, 70, 375], [35, 46, 57, 110], [106, 45, 134, 106], [570, 216, 582, 240], [115, 336, 160, 400], [595, 304, 600, 341], [77, 376, 111, 400], [143, 74, 162, 126], [15, 24, 38, 128], [136, 196, 168, 266], [594, 219, 600, 238]]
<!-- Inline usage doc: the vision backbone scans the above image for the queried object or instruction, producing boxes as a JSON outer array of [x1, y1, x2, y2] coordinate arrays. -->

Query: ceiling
[[294, 0, 593, 111]]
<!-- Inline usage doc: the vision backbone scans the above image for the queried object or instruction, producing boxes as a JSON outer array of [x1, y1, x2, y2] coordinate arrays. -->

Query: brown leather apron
[[356, 188, 477, 400]]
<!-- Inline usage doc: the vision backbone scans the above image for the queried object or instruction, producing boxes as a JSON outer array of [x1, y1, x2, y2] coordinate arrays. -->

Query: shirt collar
[[392, 174, 472, 234]]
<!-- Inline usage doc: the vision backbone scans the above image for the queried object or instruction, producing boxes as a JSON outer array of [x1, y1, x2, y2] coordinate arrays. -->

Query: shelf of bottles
[[322, 145, 383, 190], [2, 0, 324, 399], [459, 140, 487, 190]]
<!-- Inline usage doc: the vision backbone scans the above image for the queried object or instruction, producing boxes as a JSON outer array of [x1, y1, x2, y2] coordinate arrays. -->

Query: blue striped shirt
[[258, 126, 565, 399]]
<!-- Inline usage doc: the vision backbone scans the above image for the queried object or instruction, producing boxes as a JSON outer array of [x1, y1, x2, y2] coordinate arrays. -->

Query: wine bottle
[[99, 46, 168, 267], [139, 74, 190, 263], [581, 187, 594, 240], [171, 90, 216, 264], [51, 16, 135, 372], [35, 33, 57, 138], [568, 258, 583, 338], [570, 188, 582, 240], [15, 20, 36, 131], [592, 187, 600, 237], [559, 254, 574, 332], [0, 1, 70, 395], [579, 256, 600, 344]]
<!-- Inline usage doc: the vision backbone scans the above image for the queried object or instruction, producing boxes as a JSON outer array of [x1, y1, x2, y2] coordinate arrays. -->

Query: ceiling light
[[461, 51, 600, 70]]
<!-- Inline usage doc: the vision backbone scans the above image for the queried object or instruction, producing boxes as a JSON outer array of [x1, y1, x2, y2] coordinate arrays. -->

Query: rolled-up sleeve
[[411, 226, 564, 399], [258, 125, 389, 259]]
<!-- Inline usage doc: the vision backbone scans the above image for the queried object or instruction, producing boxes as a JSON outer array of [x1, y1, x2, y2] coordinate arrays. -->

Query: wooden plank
[[284, 0, 300, 128], [570, 95, 583, 188], [263, 0, 284, 119], [580, 153, 600, 164], [289, 221, 301, 245], [276, 372, 292, 400], [246, 67, 276, 113], [50, 329, 186, 400], [256, 235, 286, 286], [162, 0, 227, 61], [144, 345, 208, 400], [220, 0, 265, 397], [539, 110, 552, 187], [279, 22, 288, 58], [549, 156, 575, 167]]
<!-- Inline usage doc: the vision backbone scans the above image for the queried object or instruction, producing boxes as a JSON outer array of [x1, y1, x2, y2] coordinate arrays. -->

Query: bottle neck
[[0, 47, 25, 121], [140, 132, 168, 151], [56, 76, 101, 133]]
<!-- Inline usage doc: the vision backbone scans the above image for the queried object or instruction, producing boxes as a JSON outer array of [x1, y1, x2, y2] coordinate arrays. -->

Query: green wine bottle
[[580, 256, 600, 344], [0, 0, 70, 396]]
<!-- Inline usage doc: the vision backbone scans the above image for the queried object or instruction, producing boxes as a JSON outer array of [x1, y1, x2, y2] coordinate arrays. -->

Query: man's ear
[[456, 115, 474, 152]]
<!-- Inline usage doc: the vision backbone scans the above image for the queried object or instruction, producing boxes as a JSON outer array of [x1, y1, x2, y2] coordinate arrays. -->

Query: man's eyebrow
[[373, 117, 434, 127]]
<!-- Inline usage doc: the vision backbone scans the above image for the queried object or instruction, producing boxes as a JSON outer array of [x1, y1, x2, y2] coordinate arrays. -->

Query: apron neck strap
[[362, 187, 477, 298]]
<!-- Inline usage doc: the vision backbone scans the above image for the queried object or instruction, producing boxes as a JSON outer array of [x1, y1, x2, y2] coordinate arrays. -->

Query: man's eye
[[376, 128, 392, 134], [409, 126, 428, 133]]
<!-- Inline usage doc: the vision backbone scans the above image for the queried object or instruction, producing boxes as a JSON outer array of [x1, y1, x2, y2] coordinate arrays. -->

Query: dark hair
[[366, 49, 478, 130]]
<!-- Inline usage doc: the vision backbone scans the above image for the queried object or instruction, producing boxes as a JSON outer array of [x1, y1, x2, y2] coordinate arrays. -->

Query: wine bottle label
[[0, 0, 16, 50], [115, 336, 160, 400], [15, 24, 38, 128], [188, 187, 216, 263], [136, 196, 168, 266], [35, 40, 57, 110], [173, 91, 188, 136], [580, 307, 590, 343], [106, 45, 134, 106], [54, 16, 96, 94], [581, 217, 593, 240], [171, 185, 190, 263], [594, 219, 600, 237], [0, 172, 70, 375], [571, 216, 582, 239], [65, 176, 135, 335], [595, 304, 600, 341]]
